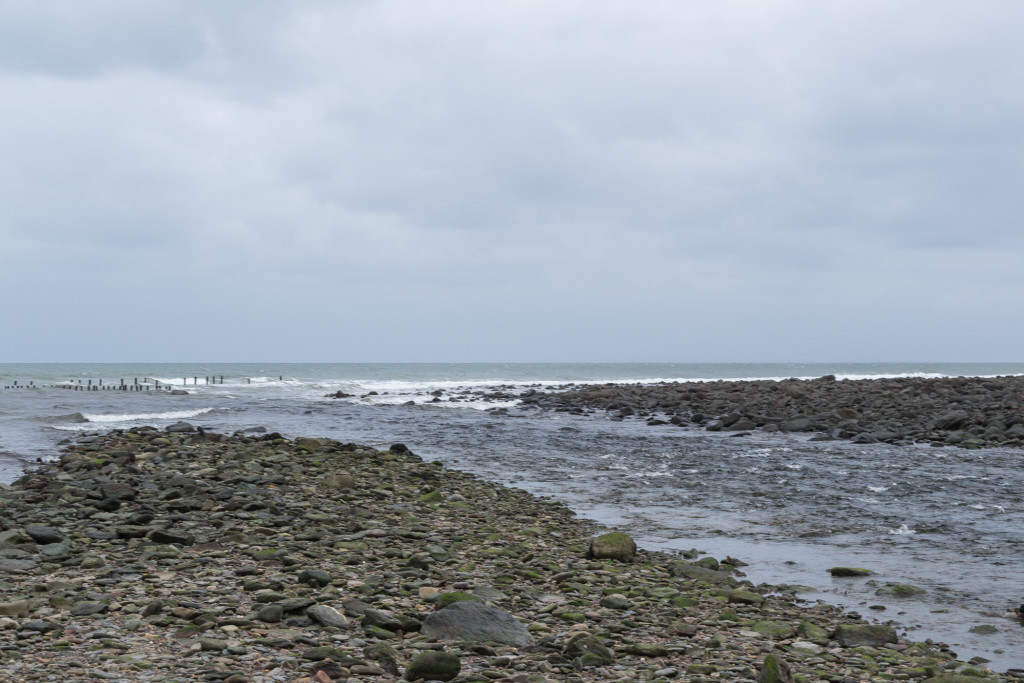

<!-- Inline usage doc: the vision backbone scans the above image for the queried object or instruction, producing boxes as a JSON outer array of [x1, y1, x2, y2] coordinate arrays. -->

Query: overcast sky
[[2, 1, 1022, 362]]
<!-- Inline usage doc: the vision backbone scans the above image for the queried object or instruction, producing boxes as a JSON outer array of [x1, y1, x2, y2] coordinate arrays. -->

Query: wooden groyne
[[1, 376, 254, 390]]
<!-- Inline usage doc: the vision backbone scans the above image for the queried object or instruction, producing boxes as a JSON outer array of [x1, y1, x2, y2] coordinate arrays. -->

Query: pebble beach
[[0, 426, 1018, 682]]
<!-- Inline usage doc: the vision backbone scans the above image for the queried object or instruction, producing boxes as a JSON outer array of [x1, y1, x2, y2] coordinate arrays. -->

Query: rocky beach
[[0, 426, 1019, 682], [517, 375, 1024, 449]]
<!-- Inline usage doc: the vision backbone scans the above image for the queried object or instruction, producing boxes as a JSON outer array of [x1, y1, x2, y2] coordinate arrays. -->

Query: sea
[[2, 362, 1023, 672]]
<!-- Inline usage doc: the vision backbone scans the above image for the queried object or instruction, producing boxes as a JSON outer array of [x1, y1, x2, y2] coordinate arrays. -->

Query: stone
[[757, 654, 795, 683], [599, 594, 631, 610], [70, 601, 108, 616], [933, 410, 970, 430], [37, 542, 73, 561], [298, 569, 333, 587], [24, 525, 65, 544], [306, 604, 348, 628], [257, 604, 284, 623], [0, 558, 37, 573], [670, 561, 736, 585], [149, 529, 195, 545], [875, 582, 926, 597], [587, 532, 636, 561], [420, 601, 530, 646], [565, 633, 615, 665], [405, 651, 461, 681], [833, 624, 898, 647], [324, 473, 356, 490], [829, 567, 873, 577], [362, 607, 403, 631], [0, 600, 30, 617]]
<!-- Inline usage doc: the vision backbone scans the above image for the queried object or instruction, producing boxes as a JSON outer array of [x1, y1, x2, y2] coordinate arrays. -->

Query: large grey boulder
[[420, 601, 530, 647]]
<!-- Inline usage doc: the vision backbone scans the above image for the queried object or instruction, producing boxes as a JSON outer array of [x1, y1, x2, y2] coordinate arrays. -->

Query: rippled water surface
[[2, 363, 1023, 671]]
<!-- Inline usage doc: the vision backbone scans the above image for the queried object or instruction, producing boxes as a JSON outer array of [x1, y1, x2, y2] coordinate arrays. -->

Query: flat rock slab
[[420, 601, 530, 647]]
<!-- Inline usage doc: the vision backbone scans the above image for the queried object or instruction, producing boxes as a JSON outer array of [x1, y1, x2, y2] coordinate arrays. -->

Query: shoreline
[[517, 375, 1024, 449], [0, 427, 1016, 681]]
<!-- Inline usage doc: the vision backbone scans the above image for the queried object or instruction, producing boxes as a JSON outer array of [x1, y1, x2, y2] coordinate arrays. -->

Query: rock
[[670, 561, 736, 585], [564, 633, 615, 665], [727, 589, 765, 605], [0, 558, 36, 573], [933, 410, 970, 430], [875, 582, 926, 597], [752, 620, 794, 639], [70, 601, 108, 616], [361, 607, 403, 631], [364, 642, 400, 675], [306, 604, 348, 628], [257, 604, 284, 623], [599, 594, 631, 610], [0, 600, 30, 617], [833, 624, 898, 647], [757, 653, 795, 683], [694, 556, 720, 571], [587, 532, 636, 561], [420, 602, 530, 647], [37, 542, 73, 561], [149, 529, 195, 545], [323, 473, 356, 490], [405, 651, 461, 681], [24, 525, 65, 544], [969, 624, 998, 635], [829, 567, 873, 577], [780, 418, 813, 432], [297, 569, 332, 587]]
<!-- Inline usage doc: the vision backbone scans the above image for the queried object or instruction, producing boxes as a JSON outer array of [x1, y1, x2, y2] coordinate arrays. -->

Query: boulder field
[[518, 375, 1024, 449], [0, 428, 1017, 682]]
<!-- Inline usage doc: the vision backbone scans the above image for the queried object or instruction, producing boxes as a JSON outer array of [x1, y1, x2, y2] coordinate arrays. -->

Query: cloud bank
[[2, 1, 1022, 361]]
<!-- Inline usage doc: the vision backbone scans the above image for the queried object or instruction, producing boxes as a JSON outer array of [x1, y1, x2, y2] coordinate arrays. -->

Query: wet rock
[[829, 567, 873, 577], [875, 582, 926, 597]]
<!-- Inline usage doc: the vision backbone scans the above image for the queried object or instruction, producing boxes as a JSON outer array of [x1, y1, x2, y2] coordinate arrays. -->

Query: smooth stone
[[24, 525, 65, 544], [306, 604, 348, 628], [420, 601, 530, 647], [833, 624, 898, 647]]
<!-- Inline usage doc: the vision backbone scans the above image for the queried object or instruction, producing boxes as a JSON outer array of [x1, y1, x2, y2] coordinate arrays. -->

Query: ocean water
[[2, 362, 1024, 671]]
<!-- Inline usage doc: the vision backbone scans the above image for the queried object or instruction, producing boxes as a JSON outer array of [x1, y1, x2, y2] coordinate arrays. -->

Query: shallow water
[[2, 364, 1023, 671]]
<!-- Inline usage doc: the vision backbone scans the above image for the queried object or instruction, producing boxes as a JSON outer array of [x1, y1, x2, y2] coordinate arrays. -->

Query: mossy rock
[[875, 582, 926, 597], [752, 620, 794, 639], [726, 589, 765, 605], [587, 532, 637, 562], [757, 654, 794, 683], [405, 651, 461, 681], [797, 620, 829, 645], [417, 490, 444, 503], [829, 567, 873, 577]]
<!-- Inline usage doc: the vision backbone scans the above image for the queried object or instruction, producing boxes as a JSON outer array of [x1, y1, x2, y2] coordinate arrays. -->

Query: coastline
[[518, 375, 1024, 449], [0, 428, 1015, 681]]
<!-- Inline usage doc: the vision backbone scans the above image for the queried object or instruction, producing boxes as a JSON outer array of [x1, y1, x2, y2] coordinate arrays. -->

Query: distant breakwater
[[519, 374, 1024, 449], [1, 376, 277, 391]]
